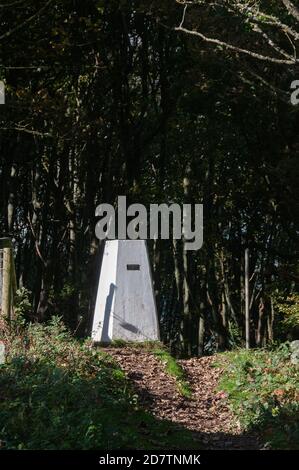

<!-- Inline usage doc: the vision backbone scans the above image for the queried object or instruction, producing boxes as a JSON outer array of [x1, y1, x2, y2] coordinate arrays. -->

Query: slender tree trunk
[[245, 247, 250, 349], [7, 164, 17, 234], [267, 297, 274, 343], [182, 168, 193, 356], [198, 314, 205, 356]]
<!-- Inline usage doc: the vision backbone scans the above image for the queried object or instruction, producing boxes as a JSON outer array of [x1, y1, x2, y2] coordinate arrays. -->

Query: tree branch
[[0, 0, 53, 42], [175, 25, 298, 65], [282, 0, 299, 22], [175, 0, 299, 65]]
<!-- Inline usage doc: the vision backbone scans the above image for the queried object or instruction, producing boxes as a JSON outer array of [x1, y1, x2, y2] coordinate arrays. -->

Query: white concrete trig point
[[91, 240, 160, 343]]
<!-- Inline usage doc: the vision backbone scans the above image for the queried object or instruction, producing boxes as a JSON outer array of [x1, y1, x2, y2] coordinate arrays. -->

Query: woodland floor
[[104, 347, 262, 450]]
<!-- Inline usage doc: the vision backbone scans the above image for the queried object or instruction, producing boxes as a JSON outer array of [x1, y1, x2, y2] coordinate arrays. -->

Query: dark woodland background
[[0, 0, 298, 356]]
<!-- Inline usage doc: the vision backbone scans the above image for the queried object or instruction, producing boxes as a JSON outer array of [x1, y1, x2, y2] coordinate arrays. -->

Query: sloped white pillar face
[[92, 241, 118, 343], [92, 240, 160, 343]]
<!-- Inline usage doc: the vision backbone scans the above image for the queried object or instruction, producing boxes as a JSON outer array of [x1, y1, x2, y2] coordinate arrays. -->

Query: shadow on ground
[[0, 354, 265, 450]]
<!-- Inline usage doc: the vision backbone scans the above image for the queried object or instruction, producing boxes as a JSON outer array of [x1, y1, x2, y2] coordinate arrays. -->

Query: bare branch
[[281, 0, 299, 22], [175, 0, 299, 65], [252, 23, 295, 61], [239, 65, 291, 103], [175, 25, 298, 65], [0, 0, 53, 42], [179, 4, 188, 28]]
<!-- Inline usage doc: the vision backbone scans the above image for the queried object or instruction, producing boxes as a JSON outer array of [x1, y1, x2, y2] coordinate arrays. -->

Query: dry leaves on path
[[104, 347, 262, 450]]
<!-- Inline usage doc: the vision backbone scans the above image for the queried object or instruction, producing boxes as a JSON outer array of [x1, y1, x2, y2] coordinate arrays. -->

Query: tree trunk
[[245, 247, 250, 349]]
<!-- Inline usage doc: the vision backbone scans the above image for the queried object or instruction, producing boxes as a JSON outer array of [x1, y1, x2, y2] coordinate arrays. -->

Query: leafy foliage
[[273, 293, 299, 338], [0, 318, 201, 450], [218, 346, 299, 449]]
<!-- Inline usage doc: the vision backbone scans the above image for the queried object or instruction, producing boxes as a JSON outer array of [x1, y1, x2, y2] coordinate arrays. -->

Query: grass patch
[[0, 318, 200, 450], [153, 348, 192, 398], [108, 339, 163, 351], [218, 345, 299, 449]]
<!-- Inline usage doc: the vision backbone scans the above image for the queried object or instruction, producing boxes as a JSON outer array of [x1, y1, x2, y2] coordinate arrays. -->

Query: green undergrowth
[[0, 318, 201, 450], [217, 345, 299, 449], [153, 349, 192, 398], [109, 339, 162, 350]]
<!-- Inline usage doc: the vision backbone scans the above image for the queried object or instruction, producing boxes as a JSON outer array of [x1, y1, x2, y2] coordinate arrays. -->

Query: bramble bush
[[218, 345, 299, 449], [273, 293, 299, 340]]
